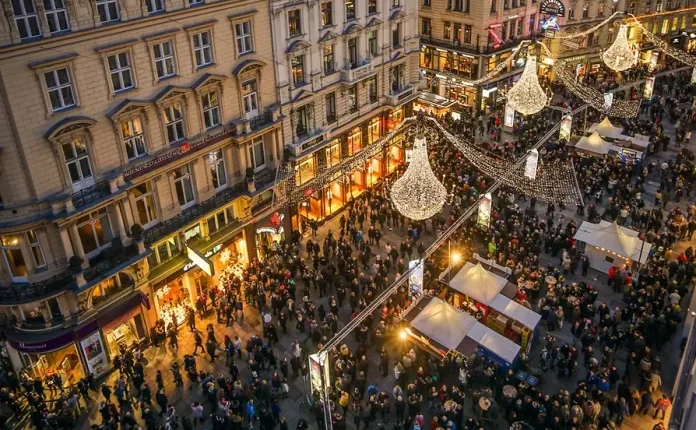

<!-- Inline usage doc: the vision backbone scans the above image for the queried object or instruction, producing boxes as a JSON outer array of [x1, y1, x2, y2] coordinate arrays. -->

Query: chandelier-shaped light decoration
[[506, 55, 548, 115], [390, 134, 447, 220], [602, 25, 637, 72]]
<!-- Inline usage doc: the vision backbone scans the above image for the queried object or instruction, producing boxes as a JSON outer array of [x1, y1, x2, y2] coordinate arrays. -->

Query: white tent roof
[[489, 295, 542, 329], [467, 324, 521, 364], [410, 297, 477, 351], [574, 221, 653, 264], [449, 262, 508, 305], [575, 132, 614, 155], [588, 117, 624, 139]]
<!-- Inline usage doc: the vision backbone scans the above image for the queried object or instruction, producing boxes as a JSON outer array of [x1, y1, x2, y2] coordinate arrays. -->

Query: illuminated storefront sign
[[186, 245, 214, 276], [540, 0, 566, 17]]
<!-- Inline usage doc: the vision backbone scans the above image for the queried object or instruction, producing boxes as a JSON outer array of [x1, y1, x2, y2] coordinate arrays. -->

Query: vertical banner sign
[[524, 149, 539, 180], [603, 93, 614, 113], [477, 193, 492, 228], [308, 354, 328, 400], [559, 114, 572, 141], [408, 259, 424, 296], [643, 77, 655, 100], [691, 68, 696, 84], [649, 51, 659, 71], [504, 103, 515, 127]]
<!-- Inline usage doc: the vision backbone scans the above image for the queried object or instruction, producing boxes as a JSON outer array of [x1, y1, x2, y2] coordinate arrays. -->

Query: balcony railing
[[248, 111, 274, 132], [144, 182, 247, 245], [82, 241, 140, 285], [387, 85, 416, 106], [72, 181, 112, 209], [0, 271, 75, 304], [421, 35, 533, 56], [254, 169, 276, 191], [341, 61, 376, 83]]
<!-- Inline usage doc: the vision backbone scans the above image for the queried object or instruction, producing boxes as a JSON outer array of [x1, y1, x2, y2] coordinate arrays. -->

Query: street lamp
[[448, 239, 461, 286]]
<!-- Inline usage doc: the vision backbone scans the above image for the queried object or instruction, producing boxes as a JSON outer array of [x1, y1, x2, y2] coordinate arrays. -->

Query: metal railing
[[72, 181, 112, 209], [0, 271, 75, 304], [144, 182, 247, 245], [249, 111, 274, 131]]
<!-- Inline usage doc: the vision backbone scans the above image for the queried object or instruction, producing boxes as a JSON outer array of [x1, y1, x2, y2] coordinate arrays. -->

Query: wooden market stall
[[447, 263, 541, 354], [401, 296, 521, 369]]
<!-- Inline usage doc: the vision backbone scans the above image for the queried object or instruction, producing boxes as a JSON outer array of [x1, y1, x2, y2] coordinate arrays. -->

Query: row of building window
[[12, 0, 216, 39], [312, 0, 400, 32], [42, 23, 252, 112], [0, 137, 264, 281]]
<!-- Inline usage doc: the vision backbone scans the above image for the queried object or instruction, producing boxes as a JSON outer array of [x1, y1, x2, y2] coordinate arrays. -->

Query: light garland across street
[[538, 42, 640, 118], [628, 14, 696, 67], [389, 133, 447, 220]]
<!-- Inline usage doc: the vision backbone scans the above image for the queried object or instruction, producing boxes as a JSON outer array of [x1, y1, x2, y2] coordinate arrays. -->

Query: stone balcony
[[340, 61, 377, 84], [387, 85, 418, 107]]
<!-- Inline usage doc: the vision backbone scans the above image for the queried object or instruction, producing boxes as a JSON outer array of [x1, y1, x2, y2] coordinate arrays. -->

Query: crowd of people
[[1, 65, 694, 430]]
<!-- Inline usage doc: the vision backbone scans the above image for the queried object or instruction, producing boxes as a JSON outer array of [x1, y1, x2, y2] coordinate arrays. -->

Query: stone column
[[109, 204, 128, 243], [269, 132, 279, 165], [68, 224, 86, 262], [243, 224, 258, 263], [121, 198, 135, 236], [59, 227, 74, 261]]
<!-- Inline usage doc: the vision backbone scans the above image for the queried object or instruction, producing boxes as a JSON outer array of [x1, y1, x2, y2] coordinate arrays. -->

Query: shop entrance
[[349, 168, 366, 198], [154, 277, 191, 328], [388, 140, 404, 173], [103, 312, 146, 356], [323, 181, 345, 217], [20, 344, 85, 387]]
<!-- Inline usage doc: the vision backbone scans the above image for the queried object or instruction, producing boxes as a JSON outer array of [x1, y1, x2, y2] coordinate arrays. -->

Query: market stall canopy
[[450, 262, 508, 305], [467, 323, 521, 364], [588, 117, 624, 139], [574, 132, 614, 155], [410, 297, 477, 351], [574, 221, 652, 264], [489, 295, 542, 329]]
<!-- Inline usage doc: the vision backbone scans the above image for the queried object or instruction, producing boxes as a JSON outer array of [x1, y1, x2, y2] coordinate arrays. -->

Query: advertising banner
[[643, 77, 655, 100], [408, 259, 424, 296], [504, 103, 515, 128], [80, 331, 108, 378], [524, 149, 539, 180], [477, 193, 493, 228], [603, 93, 614, 113], [559, 114, 572, 141]]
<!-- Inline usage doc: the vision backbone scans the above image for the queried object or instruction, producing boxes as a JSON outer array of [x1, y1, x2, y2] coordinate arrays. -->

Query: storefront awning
[[417, 93, 456, 109], [6, 320, 98, 354], [97, 292, 143, 330]]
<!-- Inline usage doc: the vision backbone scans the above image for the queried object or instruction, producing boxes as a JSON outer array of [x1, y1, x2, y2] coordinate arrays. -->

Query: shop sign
[[477, 193, 492, 228], [559, 114, 572, 142], [186, 245, 215, 277], [9, 330, 76, 354], [80, 331, 108, 379], [643, 77, 655, 100], [123, 126, 235, 180], [562, 40, 580, 50], [408, 259, 424, 296], [540, 0, 566, 17], [542, 17, 560, 31]]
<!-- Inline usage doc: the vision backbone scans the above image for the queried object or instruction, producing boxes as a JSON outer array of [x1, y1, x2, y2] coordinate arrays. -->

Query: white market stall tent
[[409, 297, 477, 351], [588, 117, 650, 150], [489, 295, 541, 330], [574, 132, 615, 155], [574, 221, 652, 274], [449, 262, 508, 305], [466, 323, 521, 365]]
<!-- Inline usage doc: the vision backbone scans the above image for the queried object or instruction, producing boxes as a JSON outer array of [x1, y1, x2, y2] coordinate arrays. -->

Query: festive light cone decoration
[[506, 55, 548, 115], [602, 25, 637, 72], [390, 134, 447, 220]]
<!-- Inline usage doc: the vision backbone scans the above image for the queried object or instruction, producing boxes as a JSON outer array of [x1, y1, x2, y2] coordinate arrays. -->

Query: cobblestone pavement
[[62, 106, 694, 430]]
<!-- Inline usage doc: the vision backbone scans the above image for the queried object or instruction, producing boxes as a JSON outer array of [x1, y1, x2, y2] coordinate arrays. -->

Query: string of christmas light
[[537, 42, 640, 118], [435, 41, 532, 88], [628, 13, 696, 67], [389, 133, 447, 220], [505, 55, 550, 115], [602, 24, 638, 72], [425, 118, 584, 205]]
